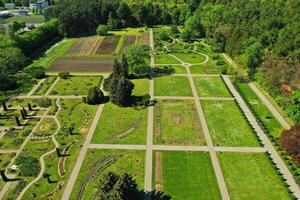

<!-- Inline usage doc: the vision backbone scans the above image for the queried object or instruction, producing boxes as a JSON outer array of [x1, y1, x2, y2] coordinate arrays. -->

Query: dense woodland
[[0, 0, 299, 122]]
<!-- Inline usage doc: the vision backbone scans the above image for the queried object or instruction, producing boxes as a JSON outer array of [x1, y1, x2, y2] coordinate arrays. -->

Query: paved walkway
[[89, 144, 146, 150], [45, 77, 60, 96], [0, 150, 18, 154], [27, 78, 46, 96], [248, 82, 291, 129], [222, 75, 300, 198]]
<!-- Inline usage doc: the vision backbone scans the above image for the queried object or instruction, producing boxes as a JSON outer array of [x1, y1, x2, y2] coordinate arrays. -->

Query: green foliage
[[110, 75, 134, 107], [36, 98, 52, 108], [24, 66, 46, 79], [84, 87, 105, 105], [96, 24, 109, 36], [58, 72, 70, 79], [126, 44, 150, 74], [15, 154, 40, 177], [181, 14, 205, 41]]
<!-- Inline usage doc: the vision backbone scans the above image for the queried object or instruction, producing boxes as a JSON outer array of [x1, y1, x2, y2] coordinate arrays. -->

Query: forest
[[0, 0, 299, 122]]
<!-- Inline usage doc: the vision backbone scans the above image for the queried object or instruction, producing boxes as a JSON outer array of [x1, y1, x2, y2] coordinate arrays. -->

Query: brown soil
[[81, 37, 99, 55], [67, 38, 89, 54], [139, 32, 150, 46], [155, 152, 163, 192], [121, 35, 136, 53], [96, 35, 120, 54]]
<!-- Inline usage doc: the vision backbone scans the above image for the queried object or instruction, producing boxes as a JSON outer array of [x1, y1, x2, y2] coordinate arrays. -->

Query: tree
[[97, 24, 109, 36], [8, 21, 26, 36], [126, 44, 150, 74], [117, 2, 131, 27], [84, 87, 105, 105], [181, 14, 205, 41], [95, 172, 141, 200], [107, 12, 121, 30], [24, 66, 46, 79], [280, 124, 300, 162], [110, 76, 134, 107], [15, 155, 40, 177]]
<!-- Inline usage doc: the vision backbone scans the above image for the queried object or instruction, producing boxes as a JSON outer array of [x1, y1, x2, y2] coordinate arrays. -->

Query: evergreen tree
[[85, 87, 105, 105], [120, 55, 129, 78], [110, 76, 134, 107]]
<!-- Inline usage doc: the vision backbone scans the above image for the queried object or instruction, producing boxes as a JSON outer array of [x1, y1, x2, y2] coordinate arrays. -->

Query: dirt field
[[80, 37, 101, 55], [121, 35, 136, 53], [67, 38, 90, 54], [155, 152, 163, 192], [139, 32, 150, 46], [49, 57, 114, 72], [96, 35, 120, 54]]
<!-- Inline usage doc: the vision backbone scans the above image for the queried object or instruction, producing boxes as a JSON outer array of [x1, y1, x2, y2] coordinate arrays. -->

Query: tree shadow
[[0, 170, 21, 182], [143, 190, 172, 200]]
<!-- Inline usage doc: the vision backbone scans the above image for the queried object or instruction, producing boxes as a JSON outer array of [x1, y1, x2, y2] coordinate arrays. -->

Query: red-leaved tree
[[280, 124, 300, 163]]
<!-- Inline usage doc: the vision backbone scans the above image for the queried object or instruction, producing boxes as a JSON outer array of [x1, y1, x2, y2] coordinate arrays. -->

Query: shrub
[[15, 154, 40, 177], [84, 87, 105, 105], [97, 24, 109, 36], [24, 66, 46, 79], [58, 72, 70, 79], [36, 97, 52, 108], [280, 124, 300, 163]]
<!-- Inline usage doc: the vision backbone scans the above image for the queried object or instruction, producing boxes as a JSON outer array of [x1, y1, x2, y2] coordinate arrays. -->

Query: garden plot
[[218, 152, 293, 200], [154, 100, 204, 145], [202, 100, 261, 147], [131, 78, 150, 96], [120, 35, 136, 53], [33, 117, 58, 137], [154, 76, 192, 96], [92, 103, 148, 144], [33, 76, 57, 95], [173, 52, 206, 64], [66, 37, 91, 55], [71, 149, 145, 200], [193, 76, 232, 97], [49, 57, 114, 72], [190, 61, 227, 74], [50, 76, 102, 95], [138, 32, 150, 45], [96, 35, 120, 54], [153, 151, 221, 200], [154, 53, 181, 64], [154, 65, 187, 74]]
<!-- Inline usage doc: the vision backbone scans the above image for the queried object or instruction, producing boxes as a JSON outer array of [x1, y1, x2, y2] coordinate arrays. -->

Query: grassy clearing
[[154, 100, 204, 145], [4, 15, 44, 23], [154, 54, 181, 64], [30, 38, 76, 69], [190, 60, 225, 74], [155, 65, 187, 74], [218, 152, 293, 200], [202, 100, 261, 147], [153, 151, 221, 200], [193, 76, 232, 97], [131, 78, 150, 96], [33, 76, 57, 95], [235, 82, 283, 138], [173, 52, 206, 64], [71, 149, 145, 200], [51, 76, 102, 95], [154, 76, 192, 96], [92, 103, 147, 144]]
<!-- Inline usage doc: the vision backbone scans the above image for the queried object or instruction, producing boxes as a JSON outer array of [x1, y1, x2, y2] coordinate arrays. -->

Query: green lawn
[[29, 38, 76, 69], [131, 78, 150, 96], [218, 152, 293, 200], [4, 15, 45, 24], [154, 100, 204, 145], [193, 76, 232, 97], [155, 65, 187, 74], [154, 76, 192, 96], [153, 151, 221, 200], [92, 103, 148, 144], [190, 60, 226, 74], [173, 52, 206, 64], [235, 82, 283, 138], [34, 117, 58, 136], [34, 76, 57, 95], [155, 53, 181, 64], [202, 100, 261, 147], [71, 149, 145, 200], [51, 76, 102, 95]]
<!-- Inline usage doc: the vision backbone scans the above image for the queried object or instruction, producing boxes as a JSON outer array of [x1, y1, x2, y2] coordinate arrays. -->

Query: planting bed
[[154, 76, 192, 96], [96, 35, 120, 54], [202, 100, 261, 147], [92, 103, 148, 144], [154, 100, 204, 145], [120, 35, 136, 53], [193, 76, 232, 97]]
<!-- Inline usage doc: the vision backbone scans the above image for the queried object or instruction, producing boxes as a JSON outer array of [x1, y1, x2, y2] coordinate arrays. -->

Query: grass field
[[92, 103, 148, 144], [173, 52, 206, 64], [154, 76, 192, 96], [155, 65, 187, 74], [235, 82, 283, 138], [190, 60, 226, 74], [34, 76, 57, 95], [193, 76, 232, 97], [71, 149, 145, 200], [50, 76, 102, 95], [4, 15, 44, 23], [155, 54, 181, 64], [154, 100, 204, 145], [34, 117, 57, 136], [153, 151, 221, 200], [131, 78, 150, 96], [202, 100, 261, 147], [218, 152, 293, 200]]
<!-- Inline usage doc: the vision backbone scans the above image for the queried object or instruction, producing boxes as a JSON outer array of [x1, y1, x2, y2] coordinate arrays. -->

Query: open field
[[173, 52, 206, 64], [155, 53, 181, 64], [193, 76, 232, 97], [202, 100, 261, 147], [154, 100, 204, 145], [49, 57, 114, 72], [96, 35, 120, 55], [131, 78, 150, 96], [154, 65, 187, 74], [153, 151, 221, 200], [50, 76, 101, 95], [218, 152, 293, 200], [71, 149, 145, 200], [190, 60, 226, 74], [154, 76, 192, 96], [92, 103, 148, 144]]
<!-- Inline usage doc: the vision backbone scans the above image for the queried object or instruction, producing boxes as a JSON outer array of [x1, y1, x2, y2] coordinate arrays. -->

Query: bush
[[58, 72, 70, 79], [36, 97, 52, 108], [25, 66, 46, 79], [132, 94, 151, 107], [97, 24, 109, 36], [15, 154, 40, 177], [84, 87, 105, 105]]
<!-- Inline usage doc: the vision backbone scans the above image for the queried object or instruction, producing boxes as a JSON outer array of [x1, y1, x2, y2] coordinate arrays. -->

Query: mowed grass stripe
[[193, 76, 232, 97], [155, 151, 221, 200], [218, 152, 293, 200], [202, 100, 261, 147]]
